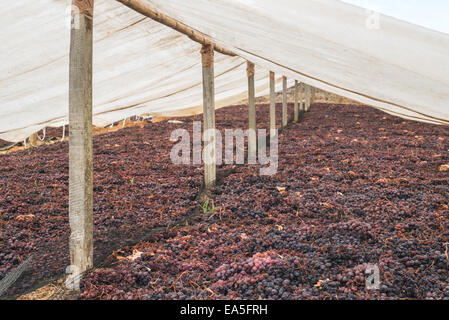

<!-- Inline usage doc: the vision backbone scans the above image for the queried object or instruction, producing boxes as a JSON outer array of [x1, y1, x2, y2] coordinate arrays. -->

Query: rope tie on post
[[38, 128, 46, 141], [73, 0, 94, 18]]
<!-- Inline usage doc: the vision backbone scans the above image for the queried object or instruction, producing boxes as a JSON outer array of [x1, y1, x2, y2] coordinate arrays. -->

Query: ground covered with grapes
[[1, 102, 448, 300]]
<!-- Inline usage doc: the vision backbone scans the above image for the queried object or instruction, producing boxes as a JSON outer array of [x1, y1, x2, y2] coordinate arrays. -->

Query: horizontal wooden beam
[[116, 0, 236, 57]]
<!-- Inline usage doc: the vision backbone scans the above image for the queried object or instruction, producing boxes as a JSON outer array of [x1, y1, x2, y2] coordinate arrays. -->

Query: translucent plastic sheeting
[[1, 0, 448, 142], [0, 0, 292, 142], [147, 0, 449, 125]]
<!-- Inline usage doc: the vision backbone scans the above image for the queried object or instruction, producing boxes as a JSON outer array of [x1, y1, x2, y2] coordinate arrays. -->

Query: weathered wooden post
[[311, 86, 316, 106], [282, 76, 288, 127], [247, 62, 257, 162], [269, 72, 276, 139], [305, 84, 311, 112], [68, 0, 94, 279], [294, 80, 299, 123], [299, 82, 305, 114], [201, 44, 216, 189], [29, 133, 38, 147]]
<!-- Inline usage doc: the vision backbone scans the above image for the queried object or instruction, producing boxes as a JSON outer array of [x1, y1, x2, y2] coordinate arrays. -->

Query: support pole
[[311, 86, 316, 106], [29, 133, 38, 147], [299, 82, 304, 115], [269, 72, 276, 139], [247, 62, 257, 162], [294, 80, 299, 123], [201, 44, 216, 189], [282, 76, 288, 127], [68, 0, 94, 279], [305, 84, 311, 112]]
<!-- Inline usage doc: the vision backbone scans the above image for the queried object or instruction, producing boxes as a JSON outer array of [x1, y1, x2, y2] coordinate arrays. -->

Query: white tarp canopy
[[1, 0, 448, 142]]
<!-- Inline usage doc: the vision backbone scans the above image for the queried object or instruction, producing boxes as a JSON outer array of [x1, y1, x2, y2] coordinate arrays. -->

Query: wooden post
[[299, 82, 304, 114], [311, 86, 316, 106], [29, 133, 38, 147], [269, 72, 276, 139], [68, 0, 94, 278], [282, 76, 288, 127], [294, 80, 299, 123], [305, 84, 311, 112], [201, 44, 216, 189], [247, 62, 257, 162]]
